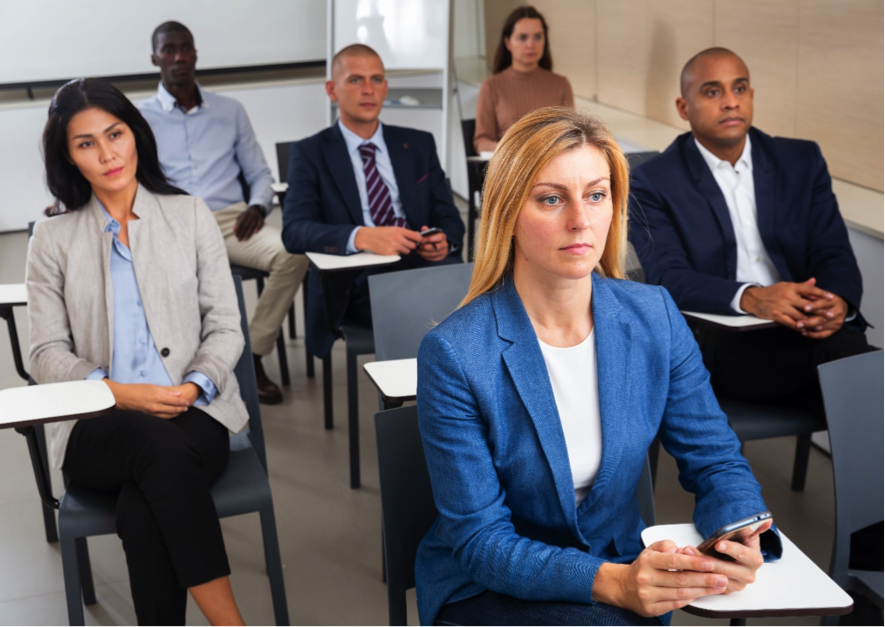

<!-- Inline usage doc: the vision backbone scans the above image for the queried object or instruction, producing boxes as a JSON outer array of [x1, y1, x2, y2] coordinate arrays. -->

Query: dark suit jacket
[[415, 274, 779, 625], [281, 123, 465, 357], [628, 127, 863, 320]]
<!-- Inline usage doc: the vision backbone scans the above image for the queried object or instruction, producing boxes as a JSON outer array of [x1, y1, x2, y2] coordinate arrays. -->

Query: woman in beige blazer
[[27, 78, 248, 626]]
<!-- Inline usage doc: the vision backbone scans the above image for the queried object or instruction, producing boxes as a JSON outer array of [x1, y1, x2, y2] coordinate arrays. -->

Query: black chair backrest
[[635, 456, 656, 527], [625, 150, 659, 170], [276, 142, 294, 184], [375, 405, 437, 598], [819, 350, 884, 537], [232, 276, 267, 471], [461, 119, 477, 158], [368, 263, 474, 362]]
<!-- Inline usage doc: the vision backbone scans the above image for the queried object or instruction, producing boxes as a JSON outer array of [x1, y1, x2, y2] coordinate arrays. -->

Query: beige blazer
[[26, 185, 249, 469]]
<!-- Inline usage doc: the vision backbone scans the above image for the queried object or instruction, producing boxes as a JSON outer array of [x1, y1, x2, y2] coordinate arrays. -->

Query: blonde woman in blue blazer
[[415, 107, 781, 626]]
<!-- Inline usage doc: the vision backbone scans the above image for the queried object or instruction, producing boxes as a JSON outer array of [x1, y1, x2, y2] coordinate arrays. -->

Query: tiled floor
[[0, 209, 846, 626]]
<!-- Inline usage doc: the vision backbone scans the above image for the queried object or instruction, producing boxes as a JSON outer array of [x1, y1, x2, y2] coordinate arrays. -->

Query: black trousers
[[703, 323, 875, 419], [437, 591, 662, 626], [63, 407, 231, 625]]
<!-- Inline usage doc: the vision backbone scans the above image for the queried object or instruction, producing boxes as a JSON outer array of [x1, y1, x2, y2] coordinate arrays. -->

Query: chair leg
[[76, 537, 97, 605], [35, 425, 59, 543], [381, 521, 387, 584], [323, 355, 333, 429], [647, 435, 661, 488], [386, 571, 408, 626], [288, 303, 296, 340], [259, 505, 290, 626], [347, 346, 361, 489], [791, 433, 812, 492], [276, 330, 291, 387], [60, 536, 86, 625], [303, 279, 315, 378]]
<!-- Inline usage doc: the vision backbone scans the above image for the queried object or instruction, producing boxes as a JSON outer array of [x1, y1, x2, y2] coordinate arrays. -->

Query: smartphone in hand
[[419, 227, 443, 237], [697, 511, 772, 558]]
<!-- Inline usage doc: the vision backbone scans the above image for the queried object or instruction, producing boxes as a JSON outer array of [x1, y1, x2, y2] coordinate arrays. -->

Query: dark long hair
[[43, 78, 185, 214], [492, 6, 552, 74]]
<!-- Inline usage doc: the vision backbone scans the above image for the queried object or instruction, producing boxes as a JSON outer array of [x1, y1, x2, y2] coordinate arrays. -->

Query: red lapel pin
[[403, 143, 409, 149]]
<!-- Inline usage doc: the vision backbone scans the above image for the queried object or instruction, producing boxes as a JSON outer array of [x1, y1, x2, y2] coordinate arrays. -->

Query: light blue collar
[[337, 118, 386, 156], [156, 81, 209, 114]]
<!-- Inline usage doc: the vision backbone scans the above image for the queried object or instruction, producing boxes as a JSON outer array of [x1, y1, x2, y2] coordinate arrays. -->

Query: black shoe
[[253, 355, 283, 405]]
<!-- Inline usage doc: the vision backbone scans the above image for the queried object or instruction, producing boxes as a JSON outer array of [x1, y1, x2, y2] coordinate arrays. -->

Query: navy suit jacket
[[415, 274, 778, 625], [628, 128, 863, 318], [281, 123, 465, 357]]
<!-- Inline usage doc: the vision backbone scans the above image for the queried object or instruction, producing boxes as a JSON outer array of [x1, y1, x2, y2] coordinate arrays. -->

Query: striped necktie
[[359, 142, 406, 228]]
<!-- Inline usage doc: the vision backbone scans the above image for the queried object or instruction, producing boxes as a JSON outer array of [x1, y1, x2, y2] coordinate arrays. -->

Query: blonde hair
[[461, 106, 630, 307]]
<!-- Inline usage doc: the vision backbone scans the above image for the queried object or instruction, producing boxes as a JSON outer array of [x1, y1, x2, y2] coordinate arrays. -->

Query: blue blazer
[[282, 123, 465, 357], [628, 128, 863, 320], [415, 274, 777, 625]]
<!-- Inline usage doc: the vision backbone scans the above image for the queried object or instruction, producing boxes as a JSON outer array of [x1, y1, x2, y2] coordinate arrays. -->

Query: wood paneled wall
[[484, 0, 884, 191]]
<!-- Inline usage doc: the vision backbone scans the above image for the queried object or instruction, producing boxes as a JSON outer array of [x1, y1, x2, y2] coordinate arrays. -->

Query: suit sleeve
[[629, 166, 744, 313], [801, 144, 864, 317], [424, 135, 465, 253], [184, 198, 245, 393], [282, 140, 355, 255], [417, 333, 604, 606], [26, 222, 102, 383], [655, 286, 780, 556]]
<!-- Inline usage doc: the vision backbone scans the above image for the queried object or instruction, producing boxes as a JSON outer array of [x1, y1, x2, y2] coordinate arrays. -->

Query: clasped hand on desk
[[740, 278, 847, 339], [593, 520, 771, 618], [354, 224, 449, 261], [103, 380, 200, 419]]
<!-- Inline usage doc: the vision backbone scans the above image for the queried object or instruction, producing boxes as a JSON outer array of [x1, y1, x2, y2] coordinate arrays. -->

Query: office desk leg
[[2, 307, 30, 381]]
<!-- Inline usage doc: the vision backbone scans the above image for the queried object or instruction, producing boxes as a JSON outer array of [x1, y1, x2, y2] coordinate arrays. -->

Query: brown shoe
[[253, 355, 283, 405]]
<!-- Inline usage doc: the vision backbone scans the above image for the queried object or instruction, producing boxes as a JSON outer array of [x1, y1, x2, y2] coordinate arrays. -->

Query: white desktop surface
[[681, 310, 774, 329], [641, 523, 852, 617], [305, 251, 400, 272], [0, 284, 27, 306], [0, 380, 116, 428], [364, 358, 418, 401], [271, 182, 288, 193]]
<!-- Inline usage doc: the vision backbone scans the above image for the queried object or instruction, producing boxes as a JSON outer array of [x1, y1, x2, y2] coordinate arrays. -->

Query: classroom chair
[[374, 403, 656, 626], [18, 277, 290, 625], [819, 350, 884, 624], [460, 119, 486, 259]]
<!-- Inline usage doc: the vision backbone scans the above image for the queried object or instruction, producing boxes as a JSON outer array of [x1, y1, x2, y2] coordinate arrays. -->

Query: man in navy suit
[[282, 44, 464, 358], [629, 47, 872, 412]]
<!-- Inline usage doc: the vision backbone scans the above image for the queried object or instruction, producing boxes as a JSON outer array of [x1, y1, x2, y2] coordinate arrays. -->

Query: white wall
[[0, 0, 325, 84]]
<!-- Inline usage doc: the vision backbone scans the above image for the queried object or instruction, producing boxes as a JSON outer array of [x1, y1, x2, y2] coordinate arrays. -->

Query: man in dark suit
[[282, 44, 464, 358], [628, 47, 872, 411]]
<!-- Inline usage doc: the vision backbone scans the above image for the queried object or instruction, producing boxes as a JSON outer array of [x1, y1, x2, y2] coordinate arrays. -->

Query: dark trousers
[[704, 324, 875, 419], [437, 591, 663, 626], [63, 407, 231, 625]]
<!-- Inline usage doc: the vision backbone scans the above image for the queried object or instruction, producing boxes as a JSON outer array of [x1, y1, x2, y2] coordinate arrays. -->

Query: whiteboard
[[0, 0, 325, 85], [332, 0, 449, 70]]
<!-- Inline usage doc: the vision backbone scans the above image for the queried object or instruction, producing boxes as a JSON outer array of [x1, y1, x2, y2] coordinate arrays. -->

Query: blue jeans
[[436, 590, 664, 626]]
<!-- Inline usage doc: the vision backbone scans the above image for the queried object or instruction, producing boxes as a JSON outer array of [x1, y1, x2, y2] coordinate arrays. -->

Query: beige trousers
[[214, 203, 309, 356]]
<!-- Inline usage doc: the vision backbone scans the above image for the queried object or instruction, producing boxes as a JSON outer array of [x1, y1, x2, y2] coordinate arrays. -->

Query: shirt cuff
[[730, 283, 757, 314], [346, 227, 362, 254], [184, 371, 217, 406], [86, 367, 108, 381]]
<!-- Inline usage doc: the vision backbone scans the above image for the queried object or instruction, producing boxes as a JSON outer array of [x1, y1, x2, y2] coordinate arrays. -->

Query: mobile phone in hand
[[420, 227, 443, 237], [697, 511, 772, 558]]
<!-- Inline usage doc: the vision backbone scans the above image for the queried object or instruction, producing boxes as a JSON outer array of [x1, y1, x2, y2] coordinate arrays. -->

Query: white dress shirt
[[337, 119, 408, 253], [694, 136, 782, 313], [538, 330, 602, 506]]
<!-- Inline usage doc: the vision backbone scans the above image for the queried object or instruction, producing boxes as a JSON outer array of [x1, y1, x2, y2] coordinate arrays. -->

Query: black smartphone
[[419, 227, 442, 237], [696, 511, 772, 557]]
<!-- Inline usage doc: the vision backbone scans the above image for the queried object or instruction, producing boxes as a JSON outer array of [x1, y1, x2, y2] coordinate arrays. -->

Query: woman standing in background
[[473, 5, 574, 154]]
